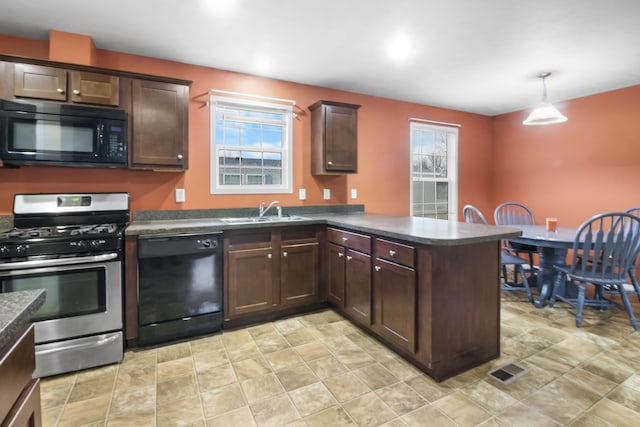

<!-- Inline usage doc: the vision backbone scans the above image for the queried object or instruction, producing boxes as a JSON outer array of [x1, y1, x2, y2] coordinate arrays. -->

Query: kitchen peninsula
[[0, 289, 46, 426], [126, 209, 521, 381]]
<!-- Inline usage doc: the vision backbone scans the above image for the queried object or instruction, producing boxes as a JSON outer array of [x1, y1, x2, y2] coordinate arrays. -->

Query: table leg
[[534, 247, 568, 308]]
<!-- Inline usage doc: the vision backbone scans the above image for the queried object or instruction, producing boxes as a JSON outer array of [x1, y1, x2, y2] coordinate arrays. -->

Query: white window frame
[[210, 96, 293, 195], [409, 121, 458, 221]]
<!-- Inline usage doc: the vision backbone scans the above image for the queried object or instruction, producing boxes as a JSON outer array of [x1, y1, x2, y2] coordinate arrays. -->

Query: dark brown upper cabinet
[[70, 71, 119, 106], [130, 80, 189, 170], [13, 64, 119, 106], [309, 100, 360, 175]]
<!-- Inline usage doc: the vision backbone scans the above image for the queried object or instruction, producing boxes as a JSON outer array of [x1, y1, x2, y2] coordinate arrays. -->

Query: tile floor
[[40, 293, 640, 427]]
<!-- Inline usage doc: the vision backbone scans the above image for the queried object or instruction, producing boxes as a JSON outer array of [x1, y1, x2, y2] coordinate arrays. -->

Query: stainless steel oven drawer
[[34, 331, 123, 378]]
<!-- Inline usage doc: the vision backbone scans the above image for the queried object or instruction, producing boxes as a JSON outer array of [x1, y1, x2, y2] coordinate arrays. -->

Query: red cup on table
[[546, 217, 558, 232]]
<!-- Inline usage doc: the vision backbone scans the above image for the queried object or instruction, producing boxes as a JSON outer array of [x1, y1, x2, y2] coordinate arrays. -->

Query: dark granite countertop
[[0, 289, 46, 351], [126, 211, 521, 246]]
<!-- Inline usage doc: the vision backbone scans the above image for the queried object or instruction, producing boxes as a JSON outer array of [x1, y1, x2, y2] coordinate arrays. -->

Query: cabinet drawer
[[375, 238, 415, 268], [327, 228, 370, 253], [0, 324, 35, 423]]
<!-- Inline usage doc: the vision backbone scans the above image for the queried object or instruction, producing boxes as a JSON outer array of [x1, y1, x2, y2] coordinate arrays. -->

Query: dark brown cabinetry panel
[[131, 80, 189, 169], [309, 100, 360, 175], [224, 226, 322, 325], [70, 71, 119, 106], [0, 324, 41, 427], [374, 258, 416, 353], [280, 241, 320, 306], [227, 246, 274, 317], [13, 63, 67, 101], [13, 64, 119, 106], [326, 243, 346, 306], [326, 227, 372, 325], [345, 249, 372, 326]]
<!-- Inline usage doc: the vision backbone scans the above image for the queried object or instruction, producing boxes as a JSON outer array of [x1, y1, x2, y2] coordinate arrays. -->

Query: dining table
[[508, 224, 578, 308]]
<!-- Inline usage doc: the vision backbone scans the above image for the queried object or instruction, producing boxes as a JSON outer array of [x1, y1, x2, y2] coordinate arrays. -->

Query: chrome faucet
[[259, 200, 279, 217]]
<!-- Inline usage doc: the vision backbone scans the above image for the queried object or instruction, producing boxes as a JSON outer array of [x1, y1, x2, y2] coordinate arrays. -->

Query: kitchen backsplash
[[132, 204, 365, 222]]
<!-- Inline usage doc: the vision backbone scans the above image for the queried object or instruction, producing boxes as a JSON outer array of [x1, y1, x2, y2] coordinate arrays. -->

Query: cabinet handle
[[267, 254, 272, 259], [346, 256, 352, 261], [177, 154, 184, 160], [57, 88, 64, 93], [389, 250, 396, 257], [72, 89, 80, 95], [375, 266, 381, 272], [341, 237, 348, 242], [283, 252, 288, 257], [337, 253, 344, 258]]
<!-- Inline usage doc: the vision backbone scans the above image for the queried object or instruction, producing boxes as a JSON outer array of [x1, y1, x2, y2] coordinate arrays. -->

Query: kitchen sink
[[219, 215, 311, 225]]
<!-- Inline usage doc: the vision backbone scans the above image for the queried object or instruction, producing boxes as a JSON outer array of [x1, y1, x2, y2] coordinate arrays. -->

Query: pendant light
[[522, 72, 568, 126]]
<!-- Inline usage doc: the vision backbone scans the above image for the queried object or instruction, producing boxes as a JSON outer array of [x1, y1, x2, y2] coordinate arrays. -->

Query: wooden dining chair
[[463, 205, 533, 301], [623, 207, 640, 302], [551, 212, 640, 330], [493, 202, 538, 271]]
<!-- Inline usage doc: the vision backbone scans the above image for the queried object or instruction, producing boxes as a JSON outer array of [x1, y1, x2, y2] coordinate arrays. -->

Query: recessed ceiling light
[[386, 32, 414, 62], [203, 0, 237, 14], [254, 56, 271, 74]]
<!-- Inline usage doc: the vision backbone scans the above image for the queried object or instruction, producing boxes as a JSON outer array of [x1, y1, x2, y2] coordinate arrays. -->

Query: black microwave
[[0, 99, 127, 168]]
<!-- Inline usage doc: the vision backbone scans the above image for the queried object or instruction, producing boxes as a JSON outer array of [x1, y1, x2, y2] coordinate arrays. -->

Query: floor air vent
[[488, 363, 528, 384]]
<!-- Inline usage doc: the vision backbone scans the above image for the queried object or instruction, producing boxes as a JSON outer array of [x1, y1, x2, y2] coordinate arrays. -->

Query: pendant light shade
[[523, 72, 567, 126]]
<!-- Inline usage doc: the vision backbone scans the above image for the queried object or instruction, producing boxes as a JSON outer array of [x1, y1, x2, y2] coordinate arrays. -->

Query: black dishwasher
[[137, 232, 223, 346]]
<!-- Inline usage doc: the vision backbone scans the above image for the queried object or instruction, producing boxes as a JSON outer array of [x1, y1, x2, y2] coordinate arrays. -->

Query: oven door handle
[[0, 253, 119, 270]]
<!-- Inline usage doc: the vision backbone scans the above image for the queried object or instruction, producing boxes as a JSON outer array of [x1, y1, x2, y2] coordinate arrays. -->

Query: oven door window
[[2, 268, 107, 322]]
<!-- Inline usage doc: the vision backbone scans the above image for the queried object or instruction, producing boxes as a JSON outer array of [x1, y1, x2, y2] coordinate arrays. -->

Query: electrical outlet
[[323, 189, 331, 200], [351, 188, 358, 199], [299, 188, 307, 200], [175, 188, 185, 203]]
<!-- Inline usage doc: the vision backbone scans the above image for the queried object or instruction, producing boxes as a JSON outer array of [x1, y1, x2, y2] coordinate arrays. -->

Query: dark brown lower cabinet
[[0, 324, 41, 427], [374, 258, 416, 353], [227, 246, 274, 317], [224, 226, 322, 325], [281, 241, 320, 307], [345, 249, 372, 326], [326, 243, 346, 306]]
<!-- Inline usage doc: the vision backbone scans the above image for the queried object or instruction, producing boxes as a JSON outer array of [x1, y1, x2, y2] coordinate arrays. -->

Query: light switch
[[299, 188, 307, 200], [323, 189, 331, 200], [351, 188, 357, 199], [175, 188, 185, 203]]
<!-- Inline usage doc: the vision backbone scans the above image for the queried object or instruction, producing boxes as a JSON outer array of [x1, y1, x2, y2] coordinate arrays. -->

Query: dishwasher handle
[[138, 232, 222, 258]]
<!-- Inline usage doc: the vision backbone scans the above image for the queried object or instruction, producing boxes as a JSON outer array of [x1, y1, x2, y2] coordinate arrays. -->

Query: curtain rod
[[409, 117, 462, 128], [194, 89, 304, 114], [208, 89, 296, 105]]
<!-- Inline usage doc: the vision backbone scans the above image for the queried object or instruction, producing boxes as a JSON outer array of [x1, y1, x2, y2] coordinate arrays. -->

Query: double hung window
[[210, 96, 293, 194], [410, 122, 458, 220]]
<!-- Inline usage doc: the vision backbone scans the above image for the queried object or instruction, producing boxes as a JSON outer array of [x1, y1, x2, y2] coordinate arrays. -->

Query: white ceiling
[[2, 0, 640, 116]]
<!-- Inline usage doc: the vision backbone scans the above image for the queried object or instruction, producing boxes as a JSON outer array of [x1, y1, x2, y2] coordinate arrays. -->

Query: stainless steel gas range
[[0, 193, 129, 377]]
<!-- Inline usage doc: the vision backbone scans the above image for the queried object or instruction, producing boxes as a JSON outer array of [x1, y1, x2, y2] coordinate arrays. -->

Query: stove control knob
[[16, 244, 28, 254], [91, 240, 106, 248], [71, 241, 86, 248], [0, 246, 10, 255]]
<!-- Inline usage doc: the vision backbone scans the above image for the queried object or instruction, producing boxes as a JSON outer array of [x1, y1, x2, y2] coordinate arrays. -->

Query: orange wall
[[492, 85, 640, 227], [0, 33, 494, 216]]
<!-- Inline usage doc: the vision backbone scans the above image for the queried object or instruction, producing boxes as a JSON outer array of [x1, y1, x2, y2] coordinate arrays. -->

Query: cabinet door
[[71, 71, 119, 106], [345, 249, 372, 326], [324, 103, 358, 172], [227, 247, 274, 317], [326, 243, 345, 307], [374, 258, 416, 353], [3, 379, 41, 427], [13, 64, 67, 101], [280, 241, 320, 306], [131, 80, 189, 169]]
